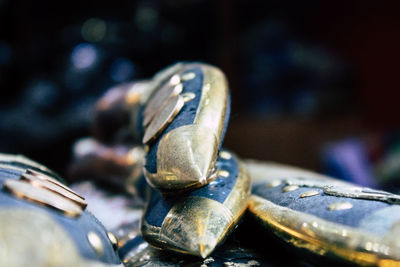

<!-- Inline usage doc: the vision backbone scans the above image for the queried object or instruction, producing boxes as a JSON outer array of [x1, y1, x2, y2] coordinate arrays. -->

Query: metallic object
[[0, 153, 122, 267], [143, 63, 230, 192], [142, 94, 184, 144], [93, 81, 150, 141], [141, 153, 250, 258], [20, 172, 87, 208], [142, 81, 183, 127], [0, 153, 61, 180], [69, 138, 145, 196], [246, 159, 400, 266], [107, 232, 119, 250], [88, 231, 104, 256], [4, 179, 83, 217], [26, 168, 83, 199]]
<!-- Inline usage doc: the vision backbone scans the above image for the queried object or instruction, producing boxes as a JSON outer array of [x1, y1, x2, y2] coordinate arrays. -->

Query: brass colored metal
[[217, 170, 230, 178], [193, 65, 228, 141], [181, 72, 196, 81], [246, 160, 400, 265], [139, 63, 184, 106], [266, 180, 282, 188], [169, 74, 181, 86], [142, 161, 251, 258], [20, 173, 87, 209], [107, 232, 119, 250], [181, 92, 196, 103], [142, 95, 184, 144], [143, 82, 183, 127], [324, 187, 400, 204], [26, 169, 85, 200], [246, 160, 400, 204], [300, 190, 320, 198], [282, 185, 299, 192], [219, 151, 232, 160], [87, 231, 104, 256], [249, 195, 400, 266], [3, 179, 82, 217], [0, 209, 83, 267], [145, 124, 218, 190], [145, 63, 228, 191], [328, 202, 353, 211], [250, 165, 400, 204]]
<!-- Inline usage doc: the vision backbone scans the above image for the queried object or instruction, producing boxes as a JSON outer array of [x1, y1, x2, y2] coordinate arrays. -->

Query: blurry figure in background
[[69, 81, 149, 196], [69, 138, 145, 196]]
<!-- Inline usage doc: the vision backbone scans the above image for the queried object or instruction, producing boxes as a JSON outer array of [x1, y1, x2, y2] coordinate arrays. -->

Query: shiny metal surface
[[327, 202, 353, 211], [145, 63, 229, 191], [181, 92, 196, 103], [142, 94, 184, 144], [26, 169, 84, 200], [143, 82, 183, 127], [180, 71, 196, 81], [142, 160, 251, 258], [300, 190, 320, 198], [0, 209, 124, 267], [246, 160, 400, 266], [20, 173, 87, 209], [145, 124, 218, 191], [4, 179, 83, 218], [88, 231, 104, 256]]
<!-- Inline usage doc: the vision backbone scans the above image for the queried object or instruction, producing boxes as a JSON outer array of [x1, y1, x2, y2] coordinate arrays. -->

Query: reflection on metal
[[246, 160, 400, 205], [219, 151, 232, 160], [181, 72, 196, 81], [87, 231, 104, 256], [249, 195, 400, 266], [328, 202, 353, 211], [26, 169, 84, 201], [145, 124, 218, 191], [142, 95, 184, 144], [4, 179, 82, 218], [145, 63, 229, 192], [282, 185, 299, 192], [169, 74, 181, 86], [324, 186, 400, 204], [142, 160, 251, 258], [143, 81, 183, 127], [217, 170, 230, 178], [0, 154, 87, 217], [246, 160, 400, 265], [20, 173, 87, 209], [107, 232, 119, 250], [300, 190, 319, 198], [181, 92, 196, 103], [0, 209, 83, 266]]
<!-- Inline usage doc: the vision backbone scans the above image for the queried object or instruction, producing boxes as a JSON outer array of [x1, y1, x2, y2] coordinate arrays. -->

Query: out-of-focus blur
[[1, 0, 400, 191]]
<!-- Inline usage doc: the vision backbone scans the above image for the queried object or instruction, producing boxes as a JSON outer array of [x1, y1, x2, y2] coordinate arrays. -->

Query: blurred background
[[1, 0, 400, 191]]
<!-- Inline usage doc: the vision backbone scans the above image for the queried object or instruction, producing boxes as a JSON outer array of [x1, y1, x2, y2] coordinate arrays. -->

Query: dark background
[[1, 0, 400, 188]]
